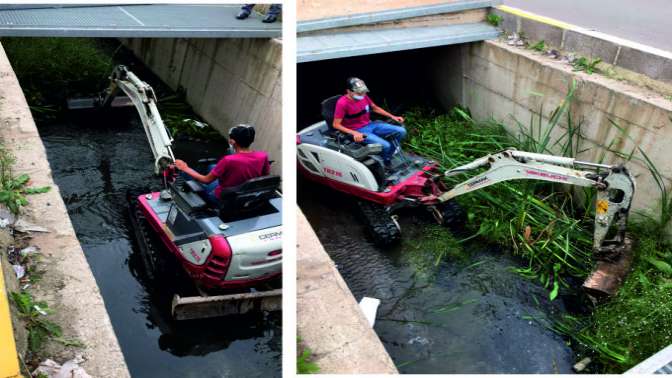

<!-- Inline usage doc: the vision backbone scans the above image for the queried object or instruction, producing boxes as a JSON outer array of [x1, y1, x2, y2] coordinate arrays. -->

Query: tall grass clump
[[545, 130, 672, 372], [405, 83, 594, 298]]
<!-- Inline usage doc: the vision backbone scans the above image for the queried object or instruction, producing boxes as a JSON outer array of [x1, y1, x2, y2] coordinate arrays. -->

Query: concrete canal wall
[[297, 209, 398, 374], [432, 8, 672, 213], [120, 37, 283, 175], [0, 42, 130, 377]]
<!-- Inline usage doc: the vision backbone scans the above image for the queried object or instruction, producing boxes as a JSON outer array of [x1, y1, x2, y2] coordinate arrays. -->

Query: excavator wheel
[[439, 199, 467, 230], [357, 200, 401, 247]]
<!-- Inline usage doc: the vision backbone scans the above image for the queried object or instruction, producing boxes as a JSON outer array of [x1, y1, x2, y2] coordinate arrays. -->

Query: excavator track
[[357, 200, 401, 246], [127, 190, 174, 283], [438, 199, 466, 230]]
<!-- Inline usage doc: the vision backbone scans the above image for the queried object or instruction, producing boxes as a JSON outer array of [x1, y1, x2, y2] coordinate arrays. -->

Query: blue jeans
[[358, 122, 407, 163], [180, 164, 219, 205]]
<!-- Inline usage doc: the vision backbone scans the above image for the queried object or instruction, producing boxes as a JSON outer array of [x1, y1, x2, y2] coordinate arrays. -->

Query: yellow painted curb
[[0, 261, 22, 378], [497, 5, 577, 31]]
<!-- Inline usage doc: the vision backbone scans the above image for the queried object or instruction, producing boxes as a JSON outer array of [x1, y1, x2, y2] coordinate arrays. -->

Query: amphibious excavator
[[70, 65, 282, 319]]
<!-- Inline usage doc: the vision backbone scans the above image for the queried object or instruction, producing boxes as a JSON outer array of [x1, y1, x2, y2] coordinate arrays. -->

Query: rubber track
[[440, 199, 466, 229], [358, 201, 401, 246], [128, 192, 170, 282]]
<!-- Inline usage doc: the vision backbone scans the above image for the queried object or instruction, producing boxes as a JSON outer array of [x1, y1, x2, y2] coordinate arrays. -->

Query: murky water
[[298, 178, 575, 374], [37, 112, 281, 378]]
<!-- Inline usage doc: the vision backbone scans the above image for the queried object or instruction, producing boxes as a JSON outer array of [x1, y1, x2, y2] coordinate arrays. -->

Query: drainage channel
[[19, 49, 281, 376], [298, 177, 575, 374]]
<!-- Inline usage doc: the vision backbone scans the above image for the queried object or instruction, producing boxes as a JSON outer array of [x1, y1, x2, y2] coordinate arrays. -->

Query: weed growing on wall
[[297, 338, 320, 374], [0, 145, 50, 214], [486, 13, 502, 27]]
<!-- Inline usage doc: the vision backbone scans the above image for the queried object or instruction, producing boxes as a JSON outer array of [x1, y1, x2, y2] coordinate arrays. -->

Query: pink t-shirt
[[334, 95, 373, 130], [210, 151, 270, 198]]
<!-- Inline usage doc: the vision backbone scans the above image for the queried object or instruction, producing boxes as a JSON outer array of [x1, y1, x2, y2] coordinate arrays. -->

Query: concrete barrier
[[297, 209, 398, 374], [120, 37, 283, 175], [434, 37, 672, 213], [0, 42, 130, 377], [493, 5, 672, 85]]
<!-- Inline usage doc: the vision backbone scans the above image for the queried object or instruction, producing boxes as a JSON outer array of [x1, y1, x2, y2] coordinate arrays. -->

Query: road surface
[[504, 0, 672, 53]]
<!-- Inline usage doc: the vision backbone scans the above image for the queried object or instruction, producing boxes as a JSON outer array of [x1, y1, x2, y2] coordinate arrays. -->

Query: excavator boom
[[104, 65, 175, 174], [439, 148, 636, 297], [68, 65, 175, 174]]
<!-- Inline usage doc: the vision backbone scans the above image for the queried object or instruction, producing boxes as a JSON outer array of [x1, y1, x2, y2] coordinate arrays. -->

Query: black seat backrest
[[219, 175, 281, 219], [321, 95, 342, 130]]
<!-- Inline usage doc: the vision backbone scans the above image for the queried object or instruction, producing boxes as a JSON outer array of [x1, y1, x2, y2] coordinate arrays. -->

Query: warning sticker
[[596, 199, 609, 214]]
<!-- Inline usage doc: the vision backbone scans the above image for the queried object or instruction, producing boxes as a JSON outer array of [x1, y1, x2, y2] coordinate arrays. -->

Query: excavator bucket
[[171, 289, 282, 320], [582, 237, 634, 298]]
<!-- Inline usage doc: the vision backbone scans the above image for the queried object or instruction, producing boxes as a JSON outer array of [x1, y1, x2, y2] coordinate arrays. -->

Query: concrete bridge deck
[[0, 4, 281, 38]]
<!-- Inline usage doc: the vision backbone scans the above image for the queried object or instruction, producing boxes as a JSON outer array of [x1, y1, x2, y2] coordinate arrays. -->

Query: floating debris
[[573, 357, 592, 372], [409, 336, 430, 346], [358, 297, 380, 327]]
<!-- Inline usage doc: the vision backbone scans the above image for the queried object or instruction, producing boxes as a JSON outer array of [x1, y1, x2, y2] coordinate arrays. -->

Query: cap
[[346, 77, 369, 94]]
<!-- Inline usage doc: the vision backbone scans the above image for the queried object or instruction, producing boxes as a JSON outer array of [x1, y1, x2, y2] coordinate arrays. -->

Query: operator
[[174, 124, 270, 205], [333, 77, 407, 166]]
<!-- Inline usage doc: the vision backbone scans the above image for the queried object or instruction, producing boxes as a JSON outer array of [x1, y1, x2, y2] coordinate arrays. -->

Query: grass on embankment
[[402, 83, 672, 373]]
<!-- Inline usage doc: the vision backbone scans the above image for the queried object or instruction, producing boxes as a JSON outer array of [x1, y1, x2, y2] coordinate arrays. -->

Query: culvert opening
[[298, 46, 454, 129], [2, 37, 281, 377]]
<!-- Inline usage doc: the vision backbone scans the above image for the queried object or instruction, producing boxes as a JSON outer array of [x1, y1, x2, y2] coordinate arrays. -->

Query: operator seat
[[218, 175, 281, 221]]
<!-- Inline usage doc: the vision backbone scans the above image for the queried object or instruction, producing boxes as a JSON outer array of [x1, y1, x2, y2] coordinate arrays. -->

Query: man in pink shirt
[[174, 124, 270, 204], [332, 77, 406, 166]]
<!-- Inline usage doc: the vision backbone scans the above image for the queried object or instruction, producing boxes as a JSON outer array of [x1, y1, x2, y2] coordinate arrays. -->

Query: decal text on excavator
[[259, 231, 282, 241], [525, 169, 568, 181], [467, 176, 489, 188], [324, 167, 343, 177]]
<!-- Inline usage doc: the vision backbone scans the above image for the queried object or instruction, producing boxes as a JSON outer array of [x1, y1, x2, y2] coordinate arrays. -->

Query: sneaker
[[236, 10, 251, 19], [262, 13, 278, 23]]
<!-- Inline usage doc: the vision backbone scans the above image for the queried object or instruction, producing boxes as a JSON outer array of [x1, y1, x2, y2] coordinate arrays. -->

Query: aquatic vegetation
[[548, 220, 672, 372], [402, 223, 467, 276], [157, 93, 227, 142], [1, 37, 116, 107], [405, 84, 594, 295]]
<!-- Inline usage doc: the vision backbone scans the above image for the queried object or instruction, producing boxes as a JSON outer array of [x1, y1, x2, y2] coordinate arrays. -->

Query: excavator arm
[[438, 149, 636, 296], [100, 65, 175, 174]]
